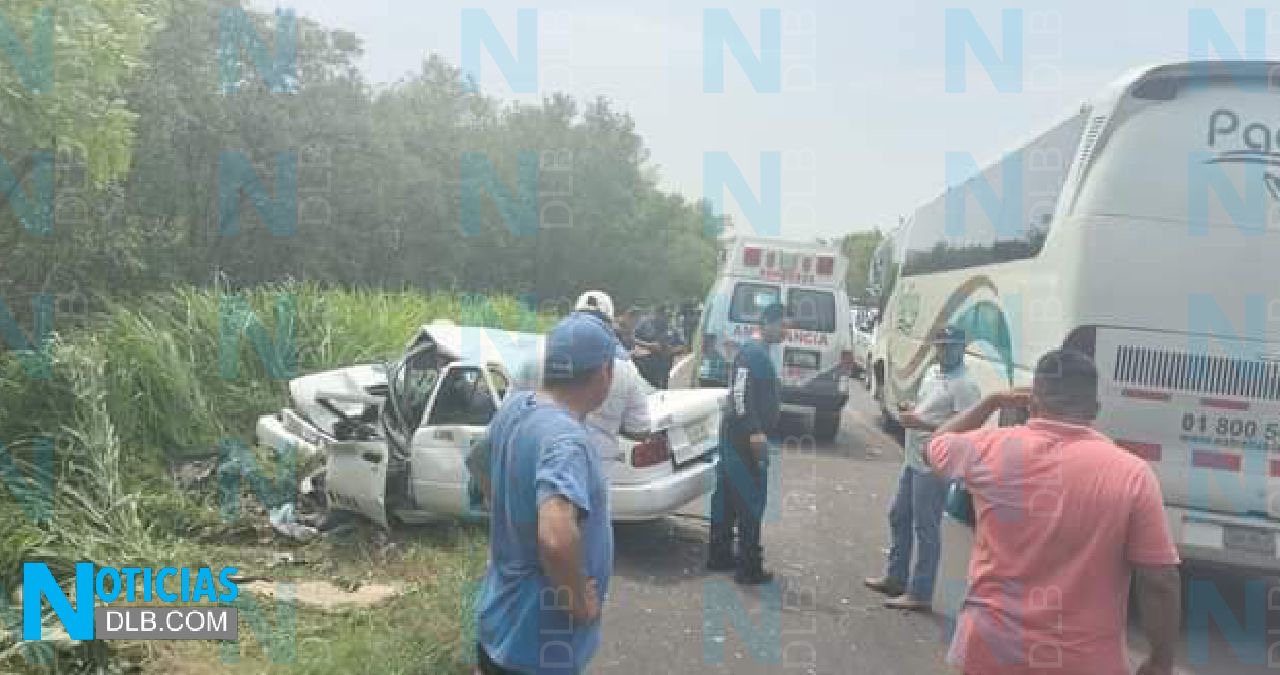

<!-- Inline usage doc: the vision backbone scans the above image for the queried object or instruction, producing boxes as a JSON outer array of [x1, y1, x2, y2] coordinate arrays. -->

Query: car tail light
[[743, 247, 761, 266], [631, 432, 672, 468], [840, 350, 855, 375], [816, 256, 834, 275]]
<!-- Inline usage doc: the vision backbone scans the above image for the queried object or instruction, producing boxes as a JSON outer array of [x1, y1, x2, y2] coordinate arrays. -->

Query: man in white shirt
[[864, 325, 982, 611], [468, 292, 650, 513], [574, 291, 654, 466]]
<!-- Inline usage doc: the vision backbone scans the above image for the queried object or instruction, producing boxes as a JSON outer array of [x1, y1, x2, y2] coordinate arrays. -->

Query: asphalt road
[[591, 384, 1280, 675]]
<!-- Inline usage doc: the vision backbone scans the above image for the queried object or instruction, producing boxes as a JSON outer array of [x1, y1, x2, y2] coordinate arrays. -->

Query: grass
[[148, 523, 489, 675], [0, 282, 552, 673]]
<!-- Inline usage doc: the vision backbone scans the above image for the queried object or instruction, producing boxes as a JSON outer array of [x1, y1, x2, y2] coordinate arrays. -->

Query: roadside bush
[[0, 283, 553, 672]]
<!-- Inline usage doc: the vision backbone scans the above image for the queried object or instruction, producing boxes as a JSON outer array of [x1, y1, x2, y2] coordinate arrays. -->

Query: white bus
[[870, 60, 1280, 574]]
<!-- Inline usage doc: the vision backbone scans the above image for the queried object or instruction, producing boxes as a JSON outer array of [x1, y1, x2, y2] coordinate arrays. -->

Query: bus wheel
[[814, 410, 840, 442], [876, 376, 902, 435]]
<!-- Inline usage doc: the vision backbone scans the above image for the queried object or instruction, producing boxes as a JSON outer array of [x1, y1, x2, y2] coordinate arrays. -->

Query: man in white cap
[[467, 291, 650, 511], [573, 291, 654, 469]]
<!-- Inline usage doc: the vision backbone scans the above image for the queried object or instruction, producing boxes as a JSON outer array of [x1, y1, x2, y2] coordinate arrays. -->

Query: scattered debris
[[269, 503, 319, 542], [269, 551, 311, 568], [299, 468, 328, 511], [170, 457, 217, 489], [240, 579, 405, 612], [316, 509, 363, 535]]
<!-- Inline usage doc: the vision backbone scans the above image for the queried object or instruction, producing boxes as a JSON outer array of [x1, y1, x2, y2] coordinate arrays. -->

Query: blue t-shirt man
[[476, 315, 616, 675]]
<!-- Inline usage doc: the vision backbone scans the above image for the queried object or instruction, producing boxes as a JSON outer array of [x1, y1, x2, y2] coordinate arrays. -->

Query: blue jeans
[[886, 465, 946, 599]]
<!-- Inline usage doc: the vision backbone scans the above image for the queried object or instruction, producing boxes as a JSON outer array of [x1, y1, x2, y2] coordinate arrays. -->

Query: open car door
[[325, 437, 392, 529], [326, 336, 443, 529], [403, 362, 506, 521]]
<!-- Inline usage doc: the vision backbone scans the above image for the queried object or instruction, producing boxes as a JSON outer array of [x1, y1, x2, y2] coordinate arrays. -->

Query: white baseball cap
[[574, 290, 615, 323]]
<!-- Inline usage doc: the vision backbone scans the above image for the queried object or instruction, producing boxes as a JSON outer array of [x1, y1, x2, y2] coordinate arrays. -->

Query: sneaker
[[734, 568, 775, 585], [884, 593, 932, 612], [705, 555, 736, 572], [862, 576, 906, 597]]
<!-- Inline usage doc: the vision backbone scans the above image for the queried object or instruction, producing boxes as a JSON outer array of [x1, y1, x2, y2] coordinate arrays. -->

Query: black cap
[[1033, 349, 1100, 419], [932, 326, 965, 344]]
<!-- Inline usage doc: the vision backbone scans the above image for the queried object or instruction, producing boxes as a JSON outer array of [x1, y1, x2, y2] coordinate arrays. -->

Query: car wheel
[[814, 410, 840, 442]]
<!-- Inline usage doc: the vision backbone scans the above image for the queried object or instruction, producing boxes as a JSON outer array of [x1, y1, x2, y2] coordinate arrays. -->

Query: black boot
[[734, 546, 773, 585], [734, 564, 774, 585], [706, 540, 736, 571], [706, 552, 736, 572]]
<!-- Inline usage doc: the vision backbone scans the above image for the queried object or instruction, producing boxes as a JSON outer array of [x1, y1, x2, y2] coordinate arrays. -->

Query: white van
[[676, 235, 854, 440]]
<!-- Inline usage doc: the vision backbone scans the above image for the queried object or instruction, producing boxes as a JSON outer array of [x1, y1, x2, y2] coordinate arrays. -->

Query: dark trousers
[[637, 355, 671, 389], [476, 642, 525, 675], [708, 436, 768, 571]]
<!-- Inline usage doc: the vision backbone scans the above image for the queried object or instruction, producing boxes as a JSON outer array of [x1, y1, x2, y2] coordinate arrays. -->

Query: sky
[[248, 0, 1280, 241]]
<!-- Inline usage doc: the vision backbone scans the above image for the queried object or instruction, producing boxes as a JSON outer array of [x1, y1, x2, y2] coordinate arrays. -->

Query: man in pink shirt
[[926, 349, 1182, 675]]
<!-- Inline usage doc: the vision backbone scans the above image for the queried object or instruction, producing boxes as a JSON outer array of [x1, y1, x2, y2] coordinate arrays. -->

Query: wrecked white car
[[256, 323, 725, 528]]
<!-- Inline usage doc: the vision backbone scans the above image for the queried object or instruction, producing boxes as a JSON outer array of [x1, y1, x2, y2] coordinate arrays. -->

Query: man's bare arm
[[1135, 564, 1181, 673], [898, 410, 939, 431], [537, 496, 598, 624], [934, 389, 1031, 436]]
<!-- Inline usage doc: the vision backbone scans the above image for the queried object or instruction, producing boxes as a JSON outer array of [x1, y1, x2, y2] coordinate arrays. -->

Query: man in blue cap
[[474, 313, 617, 674], [706, 302, 785, 585], [864, 325, 982, 611]]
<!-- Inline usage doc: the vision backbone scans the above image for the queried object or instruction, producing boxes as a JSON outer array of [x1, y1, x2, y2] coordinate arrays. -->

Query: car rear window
[[787, 289, 836, 333], [729, 283, 780, 324]]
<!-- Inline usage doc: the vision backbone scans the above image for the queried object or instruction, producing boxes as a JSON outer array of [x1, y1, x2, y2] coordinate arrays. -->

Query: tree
[[841, 228, 883, 303], [0, 0, 722, 317], [0, 0, 165, 306]]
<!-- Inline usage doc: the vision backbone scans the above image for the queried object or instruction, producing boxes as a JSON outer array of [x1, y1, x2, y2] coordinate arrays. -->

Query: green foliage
[[841, 228, 883, 302], [0, 285, 551, 672], [0, 0, 160, 183], [0, 0, 718, 325]]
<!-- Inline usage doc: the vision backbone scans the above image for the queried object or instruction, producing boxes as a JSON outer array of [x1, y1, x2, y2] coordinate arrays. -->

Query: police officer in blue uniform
[[706, 303, 785, 585]]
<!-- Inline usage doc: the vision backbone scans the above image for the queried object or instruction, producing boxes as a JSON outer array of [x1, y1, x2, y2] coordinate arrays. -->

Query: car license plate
[[687, 422, 710, 446], [1224, 525, 1276, 557], [785, 349, 820, 369], [674, 421, 713, 465]]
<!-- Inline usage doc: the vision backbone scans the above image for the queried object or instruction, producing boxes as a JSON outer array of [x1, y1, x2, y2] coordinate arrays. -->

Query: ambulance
[[681, 235, 854, 441]]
